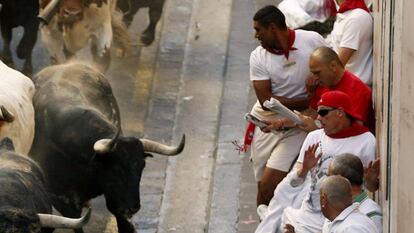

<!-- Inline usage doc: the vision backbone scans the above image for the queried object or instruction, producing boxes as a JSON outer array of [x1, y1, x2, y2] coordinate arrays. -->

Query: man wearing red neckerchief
[[255, 90, 376, 233], [246, 5, 327, 207], [326, 0, 373, 85]]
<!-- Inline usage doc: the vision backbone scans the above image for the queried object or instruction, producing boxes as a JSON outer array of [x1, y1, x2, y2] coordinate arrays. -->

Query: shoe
[[257, 204, 268, 221]]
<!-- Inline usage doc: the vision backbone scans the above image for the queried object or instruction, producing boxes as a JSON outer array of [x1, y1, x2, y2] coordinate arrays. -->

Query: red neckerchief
[[264, 29, 297, 59], [328, 122, 369, 139], [232, 122, 256, 153], [324, 0, 338, 17], [338, 0, 370, 13]]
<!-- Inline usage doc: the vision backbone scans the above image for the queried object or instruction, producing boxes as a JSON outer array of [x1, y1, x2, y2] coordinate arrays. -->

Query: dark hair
[[330, 153, 364, 186], [253, 5, 287, 29]]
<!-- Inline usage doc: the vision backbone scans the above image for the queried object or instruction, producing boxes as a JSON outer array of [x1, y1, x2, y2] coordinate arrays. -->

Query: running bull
[[30, 62, 185, 233], [38, 0, 131, 71], [0, 137, 91, 233], [116, 0, 165, 45], [0, 0, 39, 75]]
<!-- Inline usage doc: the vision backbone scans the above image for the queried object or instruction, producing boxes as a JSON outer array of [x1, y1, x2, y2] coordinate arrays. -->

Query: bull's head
[[38, 0, 108, 25], [0, 207, 91, 232], [93, 133, 185, 218]]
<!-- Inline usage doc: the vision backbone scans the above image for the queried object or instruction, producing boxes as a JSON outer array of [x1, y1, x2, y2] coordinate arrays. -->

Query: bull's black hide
[[30, 62, 184, 233], [116, 0, 165, 45], [0, 0, 39, 75], [0, 138, 51, 233]]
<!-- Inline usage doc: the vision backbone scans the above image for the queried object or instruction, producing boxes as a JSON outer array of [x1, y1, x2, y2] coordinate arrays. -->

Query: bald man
[[263, 46, 373, 133], [319, 176, 378, 233], [327, 154, 382, 232], [255, 91, 376, 233]]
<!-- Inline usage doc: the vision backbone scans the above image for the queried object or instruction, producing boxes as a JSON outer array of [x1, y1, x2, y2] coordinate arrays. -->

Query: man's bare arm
[[253, 80, 310, 111]]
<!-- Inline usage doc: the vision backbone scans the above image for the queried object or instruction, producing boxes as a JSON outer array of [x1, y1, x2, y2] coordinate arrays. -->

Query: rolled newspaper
[[263, 98, 304, 125], [244, 113, 268, 128]]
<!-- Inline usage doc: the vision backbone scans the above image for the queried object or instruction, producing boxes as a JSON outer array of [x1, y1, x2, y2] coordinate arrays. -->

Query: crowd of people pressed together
[[244, 1, 381, 232]]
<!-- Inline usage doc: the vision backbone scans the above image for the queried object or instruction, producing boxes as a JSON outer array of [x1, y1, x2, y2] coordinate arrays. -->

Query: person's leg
[[257, 167, 288, 205], [258, 129, 308, 205]]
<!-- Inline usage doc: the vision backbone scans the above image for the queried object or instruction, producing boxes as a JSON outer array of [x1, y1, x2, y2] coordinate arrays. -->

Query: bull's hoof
[[1, 51, 14, 68], [140, 31, 155, 46], [115, 216, 136, 233], [22, 62, 33, 77]]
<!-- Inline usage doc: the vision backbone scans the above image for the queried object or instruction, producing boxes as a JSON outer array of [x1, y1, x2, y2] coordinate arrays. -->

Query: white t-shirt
[[250, 29, 327, 99], [324, 191, 382, 233], [326, 9, 373, 85], [297, 129, 376, 211], [322, 203, 379, 233]]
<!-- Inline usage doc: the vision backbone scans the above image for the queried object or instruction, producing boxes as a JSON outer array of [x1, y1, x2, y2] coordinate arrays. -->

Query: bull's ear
[[0, 106, 15, 123], [0, 137, 15, 151]]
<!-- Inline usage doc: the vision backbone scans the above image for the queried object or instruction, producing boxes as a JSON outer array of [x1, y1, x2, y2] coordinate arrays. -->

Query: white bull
[[0, 60, 35, 155], [39, 0, 130, 71]]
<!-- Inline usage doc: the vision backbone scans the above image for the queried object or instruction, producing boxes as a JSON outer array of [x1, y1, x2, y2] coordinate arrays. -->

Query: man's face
[[253, 21, 279, 49], [317, 105, 342, 135], [320, 191, 329, 218], [309, 57, 335, 87]]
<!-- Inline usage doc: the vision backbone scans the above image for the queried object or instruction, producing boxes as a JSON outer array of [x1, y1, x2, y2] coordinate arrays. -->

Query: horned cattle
[[30, 62, 185, 233]]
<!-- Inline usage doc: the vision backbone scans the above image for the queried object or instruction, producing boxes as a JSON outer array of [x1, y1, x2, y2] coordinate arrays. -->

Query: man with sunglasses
[[255, 90, 376, 233], [263, 46, 373, 133]]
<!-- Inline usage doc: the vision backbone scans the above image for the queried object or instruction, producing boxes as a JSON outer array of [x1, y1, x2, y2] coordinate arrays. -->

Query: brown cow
[[39, 0, 131, 71]]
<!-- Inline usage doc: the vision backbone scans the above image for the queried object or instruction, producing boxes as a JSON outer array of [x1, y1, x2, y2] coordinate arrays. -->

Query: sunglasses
[[317, 108, 336, 117]]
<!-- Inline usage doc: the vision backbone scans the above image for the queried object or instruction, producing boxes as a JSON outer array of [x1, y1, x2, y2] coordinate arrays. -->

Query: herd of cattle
[[0, 0, 186, 233], [0, 0, 166, 74]]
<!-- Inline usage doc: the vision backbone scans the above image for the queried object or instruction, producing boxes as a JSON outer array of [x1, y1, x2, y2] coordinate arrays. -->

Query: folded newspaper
[[263, 97, 304, 125]]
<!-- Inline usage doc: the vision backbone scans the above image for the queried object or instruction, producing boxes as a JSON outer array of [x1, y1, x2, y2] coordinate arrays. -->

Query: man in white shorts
[[255, 90, 376, 233], [326, 0, 373, 85], [248, 5, 327, 206]]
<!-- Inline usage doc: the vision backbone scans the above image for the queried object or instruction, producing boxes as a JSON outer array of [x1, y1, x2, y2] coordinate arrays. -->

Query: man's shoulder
[[342, 9, 373, 26], [295, 29, 324, 41], [305, 129, 325, 141], [361, 197, 382, 215], [342, 71, 372, 93]]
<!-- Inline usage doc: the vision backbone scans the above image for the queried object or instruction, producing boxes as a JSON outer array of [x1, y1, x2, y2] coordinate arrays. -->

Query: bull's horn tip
[[178, 134, 185, 153]]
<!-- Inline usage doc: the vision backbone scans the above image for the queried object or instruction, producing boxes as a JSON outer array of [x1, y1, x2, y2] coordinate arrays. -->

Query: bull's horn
[[141, 134, 185, 155], [93, 128, 121, 154], [38, 207, 92, 229], [0, 106, 15, 123], [37, 0, 63, 25]]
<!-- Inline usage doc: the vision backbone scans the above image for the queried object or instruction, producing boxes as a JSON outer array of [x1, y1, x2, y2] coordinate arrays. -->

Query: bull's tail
[[111, 10, 132, 57]]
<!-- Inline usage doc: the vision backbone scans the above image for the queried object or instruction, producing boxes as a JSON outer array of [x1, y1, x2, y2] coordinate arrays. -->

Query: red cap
[[317, 91, 363, 121]]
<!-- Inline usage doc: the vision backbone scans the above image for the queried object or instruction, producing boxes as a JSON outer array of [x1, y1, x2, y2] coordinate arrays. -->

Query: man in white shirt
[[248, 5, 327, 207], [326, 0, 373, 85], [319, 175, 378, 233], [255, 91, 375, 233]]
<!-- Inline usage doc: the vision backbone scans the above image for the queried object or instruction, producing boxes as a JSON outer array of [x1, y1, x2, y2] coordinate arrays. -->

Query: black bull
[[0, 137, 91, 233], [29, 62, 185, 233]]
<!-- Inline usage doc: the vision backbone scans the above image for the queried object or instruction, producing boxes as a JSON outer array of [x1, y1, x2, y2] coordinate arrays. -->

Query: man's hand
[[303, 143, 322, 171], [297, 143, 321, 179], [283, 224, 295, 233], [364, 159, 380, 192], [294, 111, 319, 132], [261, 118, 295, 133], [305, 75, 319, 94]]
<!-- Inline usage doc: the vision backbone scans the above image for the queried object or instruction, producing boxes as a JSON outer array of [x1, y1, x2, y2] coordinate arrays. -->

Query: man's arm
[[253, 80, 310, 111], [337, 47, 356, 66]]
